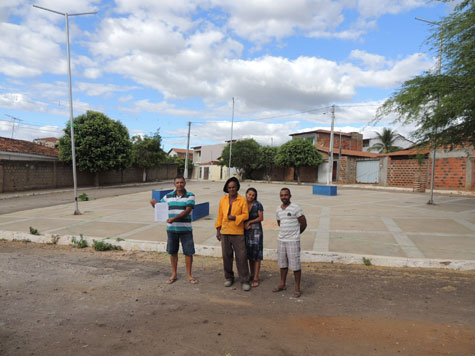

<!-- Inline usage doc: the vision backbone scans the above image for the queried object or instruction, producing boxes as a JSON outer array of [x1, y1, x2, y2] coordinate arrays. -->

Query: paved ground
[[1, 181, 474, 269]]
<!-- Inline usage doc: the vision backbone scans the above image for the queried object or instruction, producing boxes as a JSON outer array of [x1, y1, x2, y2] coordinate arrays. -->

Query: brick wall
[[388, 157, 428, 188], [428, 156, 467, 189], [299, 166, 318, 182], [0, 160, 177, 193], [317, 133, 363, 151]]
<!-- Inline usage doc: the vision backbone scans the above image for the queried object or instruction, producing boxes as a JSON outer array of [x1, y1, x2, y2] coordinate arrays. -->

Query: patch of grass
[[79, 193, 89, 201], [363, 257, 372, 266], [92, 239, 123, 251], [116, 238, 125, 242], [29, 226, 39, 235], [72, 234, 88, 249]]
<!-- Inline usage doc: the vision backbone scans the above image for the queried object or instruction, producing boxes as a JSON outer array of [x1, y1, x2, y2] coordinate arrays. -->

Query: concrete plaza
[[1, 181, 474, 269]]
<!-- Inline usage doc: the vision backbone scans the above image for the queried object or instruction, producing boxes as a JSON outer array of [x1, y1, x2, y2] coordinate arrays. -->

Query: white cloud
[[349, 49, 389, 70], [76, 82, 138, 96], [0, 93, 49, 111], [0, 119, 63, 142], [356, 0, 426, 18]]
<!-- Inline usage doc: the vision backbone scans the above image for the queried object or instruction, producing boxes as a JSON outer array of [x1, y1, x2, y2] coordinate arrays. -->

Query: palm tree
[[368, 128, 402, 153]]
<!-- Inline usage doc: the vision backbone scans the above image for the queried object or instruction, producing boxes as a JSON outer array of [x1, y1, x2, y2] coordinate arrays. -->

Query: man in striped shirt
[[273, 187, 307, 298], [150, 175, 197, 284]]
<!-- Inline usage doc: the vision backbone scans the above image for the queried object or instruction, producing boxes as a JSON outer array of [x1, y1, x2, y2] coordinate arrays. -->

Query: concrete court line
[[0, 217, 35, 226], [453, 218, 475, 232], [203, 235, 220, 246], [115, 223, 158, 238], [332, 229, 475, 237], [44, 220, 92, 233], [313, 207, 330, 252], [381, 216, 425, 258]]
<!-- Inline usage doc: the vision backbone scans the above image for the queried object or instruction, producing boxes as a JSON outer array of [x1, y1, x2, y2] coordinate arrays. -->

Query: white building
[[362, 134, 414, 152]]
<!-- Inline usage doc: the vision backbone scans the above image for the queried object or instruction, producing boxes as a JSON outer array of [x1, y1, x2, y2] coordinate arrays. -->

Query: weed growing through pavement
[[93, 239, 123, 251], [363, 257, 372, 266], [29, 226, 39, 235], [116, 238, 125, 242], [72, 234, 88, 249], [79, 193, 89, 201]]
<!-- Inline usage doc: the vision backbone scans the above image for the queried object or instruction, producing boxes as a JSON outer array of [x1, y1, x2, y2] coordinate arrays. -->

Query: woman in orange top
[[216, 177, 250, 291]]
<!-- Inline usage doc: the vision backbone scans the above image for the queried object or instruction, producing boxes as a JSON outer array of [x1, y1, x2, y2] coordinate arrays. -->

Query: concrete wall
[[0, 159, 177, 193]]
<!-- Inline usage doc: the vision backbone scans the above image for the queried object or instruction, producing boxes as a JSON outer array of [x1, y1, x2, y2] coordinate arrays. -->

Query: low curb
[[2, 230, 474, 271]]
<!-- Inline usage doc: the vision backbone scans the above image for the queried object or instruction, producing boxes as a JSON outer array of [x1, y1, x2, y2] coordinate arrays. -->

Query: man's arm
[[167, 206, 192, 224], [298, 215, 307, 234]]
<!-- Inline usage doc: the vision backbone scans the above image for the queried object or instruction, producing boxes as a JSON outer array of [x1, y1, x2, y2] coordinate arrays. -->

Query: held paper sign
[[154, 203, 169, 222]]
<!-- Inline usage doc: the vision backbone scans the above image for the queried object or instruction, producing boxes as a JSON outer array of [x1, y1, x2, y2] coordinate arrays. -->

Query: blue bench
[[152, 189, 173, 201], [313, 185, 337, 196], [192, 202, 209, 221]]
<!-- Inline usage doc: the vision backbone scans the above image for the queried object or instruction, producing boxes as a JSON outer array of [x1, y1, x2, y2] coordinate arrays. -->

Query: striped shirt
[[276, 203, 304, 241], [160, 190, 195, 233]]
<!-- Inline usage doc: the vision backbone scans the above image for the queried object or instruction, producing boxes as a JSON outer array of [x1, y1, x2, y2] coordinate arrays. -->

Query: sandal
[[251, 280, 260, 288], [188, 277, 199, 284], [293, 291, 302, 298], [272, 285, 286, 292], [166, 277, 177, 284]]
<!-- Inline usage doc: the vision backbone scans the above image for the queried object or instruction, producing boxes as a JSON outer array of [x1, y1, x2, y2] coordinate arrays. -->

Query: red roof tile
[[0, 137, 59, 157], [317, 147, 380, 158], [290, 129, 357, 137]]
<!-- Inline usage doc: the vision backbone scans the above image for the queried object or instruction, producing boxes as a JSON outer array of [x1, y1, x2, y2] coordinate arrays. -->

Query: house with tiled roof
[[33, 137, 59, 149], [167, 148, 193, 160], [0, 136, 59, 161]]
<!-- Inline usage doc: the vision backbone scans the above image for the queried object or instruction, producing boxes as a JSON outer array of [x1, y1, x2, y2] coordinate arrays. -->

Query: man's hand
[[216, 228, 222, 241], [166, 217, 174, 223], [298, 215, 307, 234], [150, 199, 156, 207], [244, 222, 251, 230]]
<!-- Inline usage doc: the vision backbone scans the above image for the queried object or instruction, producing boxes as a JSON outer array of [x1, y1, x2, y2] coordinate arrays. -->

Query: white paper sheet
[[154, 203, 168, 222]]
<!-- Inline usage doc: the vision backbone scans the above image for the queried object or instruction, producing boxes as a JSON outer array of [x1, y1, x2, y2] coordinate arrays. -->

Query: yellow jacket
[[215, 194, 249, 235]]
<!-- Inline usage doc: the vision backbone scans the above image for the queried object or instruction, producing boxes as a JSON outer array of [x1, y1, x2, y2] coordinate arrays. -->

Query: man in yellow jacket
[[215, 177, 251, 291]]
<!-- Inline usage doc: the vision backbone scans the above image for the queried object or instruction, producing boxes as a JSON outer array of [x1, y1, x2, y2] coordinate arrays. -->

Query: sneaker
[[224, 279, 234, 287], [242, 283, 251, 292]]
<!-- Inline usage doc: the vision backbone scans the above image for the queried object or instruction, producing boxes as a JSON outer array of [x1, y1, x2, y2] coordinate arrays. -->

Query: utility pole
[[33, 4, 97, 215], [327, 104, 335, 185], [184, 121, 191, 179], [5, 114, 23, 139], [416, 17, 443, 205], [337, 129, 342, 181], [228, 97, 235, 177]]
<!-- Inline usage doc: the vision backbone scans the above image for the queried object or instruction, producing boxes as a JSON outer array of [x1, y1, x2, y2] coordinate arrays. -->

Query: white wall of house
[[363, 135, 414, 152]]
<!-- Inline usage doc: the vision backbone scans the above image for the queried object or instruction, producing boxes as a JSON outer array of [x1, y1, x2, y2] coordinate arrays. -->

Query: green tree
[[275, 138, 322, 184], [259, 145, 278, 181], [167, 155, 185, 175], [59, 111, 132, 185], [376, 0, 475, 148], [367, 128, 402, 153], [220, 139, 261, 178], [131, 131, 166, 181]]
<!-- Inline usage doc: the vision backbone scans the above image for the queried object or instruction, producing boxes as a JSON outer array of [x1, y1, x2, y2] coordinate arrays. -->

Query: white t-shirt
[[276, 203, 304, 241]]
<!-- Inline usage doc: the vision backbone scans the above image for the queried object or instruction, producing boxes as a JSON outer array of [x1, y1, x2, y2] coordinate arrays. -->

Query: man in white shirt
[[273, 188, 307, 298]]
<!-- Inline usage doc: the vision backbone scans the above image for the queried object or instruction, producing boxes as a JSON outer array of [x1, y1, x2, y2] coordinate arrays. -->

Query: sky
[[0, 0, 455, 151]]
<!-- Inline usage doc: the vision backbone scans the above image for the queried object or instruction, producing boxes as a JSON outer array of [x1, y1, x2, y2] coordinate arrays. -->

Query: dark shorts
[[167, 231, 195, 256]]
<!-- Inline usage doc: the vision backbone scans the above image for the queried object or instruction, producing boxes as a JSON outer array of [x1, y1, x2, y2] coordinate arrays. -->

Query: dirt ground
[[1, 241, 474, 356]]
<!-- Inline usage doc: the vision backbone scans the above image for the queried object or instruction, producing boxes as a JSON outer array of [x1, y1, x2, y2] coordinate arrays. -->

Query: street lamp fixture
[[33, 5, 97, 215]]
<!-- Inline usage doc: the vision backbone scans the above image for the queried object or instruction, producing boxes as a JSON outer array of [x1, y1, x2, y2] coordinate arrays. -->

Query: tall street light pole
[[415, 17, 443, 205], [228, 97, 235, 177], [327, 104, 335, 185], [33, 5, 97, 215], [184, 121, 191, 178]]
